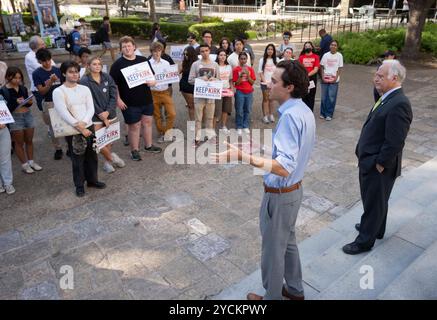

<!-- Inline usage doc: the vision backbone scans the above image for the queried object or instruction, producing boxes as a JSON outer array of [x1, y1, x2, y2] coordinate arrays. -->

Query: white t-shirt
[[321, 52, 344, 83], [258, 57, 277, 84], [279, 43, 296, 55], [218, 64, 232, 89], [52, 84, 95, 128], [149, 57, 170, 91], [227, 52, 251, 69]]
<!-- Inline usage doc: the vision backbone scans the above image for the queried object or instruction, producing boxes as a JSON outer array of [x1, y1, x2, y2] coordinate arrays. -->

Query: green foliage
[[189, 20, 250, 42], [330, 23, 437, 64]]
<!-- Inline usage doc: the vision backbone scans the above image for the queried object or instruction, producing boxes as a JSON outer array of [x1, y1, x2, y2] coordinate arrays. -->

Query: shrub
[[188, 20, 250, 42], [340, 37, 386, 64]]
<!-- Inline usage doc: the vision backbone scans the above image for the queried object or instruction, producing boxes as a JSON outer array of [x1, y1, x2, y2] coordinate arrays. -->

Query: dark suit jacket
[[355, 88, 413, 177]]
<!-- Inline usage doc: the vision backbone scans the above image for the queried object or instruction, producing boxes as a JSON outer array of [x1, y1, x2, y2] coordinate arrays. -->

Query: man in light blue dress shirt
[[213, 60, 315, 300]]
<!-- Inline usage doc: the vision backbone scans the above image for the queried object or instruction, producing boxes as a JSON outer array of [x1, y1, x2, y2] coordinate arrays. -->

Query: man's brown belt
[[264, 181, 302, 194]]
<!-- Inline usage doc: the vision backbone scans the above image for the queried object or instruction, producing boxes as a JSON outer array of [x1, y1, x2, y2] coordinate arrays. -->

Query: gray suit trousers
[[259, 187, 304, 300]]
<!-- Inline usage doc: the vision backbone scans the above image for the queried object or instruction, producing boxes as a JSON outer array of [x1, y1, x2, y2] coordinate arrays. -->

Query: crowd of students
[[0, 20, 345, 197]]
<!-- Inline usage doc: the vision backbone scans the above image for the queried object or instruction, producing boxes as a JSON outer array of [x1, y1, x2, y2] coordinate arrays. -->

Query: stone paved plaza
[[0, 40, 436, 299]]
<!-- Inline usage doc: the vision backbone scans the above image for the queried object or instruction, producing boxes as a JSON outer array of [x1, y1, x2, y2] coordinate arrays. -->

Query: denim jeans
[[235, 90, 253, 129], [320, 82, 339, 118], [0, 127, 13, 186]]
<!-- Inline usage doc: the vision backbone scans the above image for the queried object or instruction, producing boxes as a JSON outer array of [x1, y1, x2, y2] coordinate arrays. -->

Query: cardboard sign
[[154, 64, 179, 85], [0, 100, 15, 125], [16, 42, 30, 52], [170, 45, 186, 61], [95, 121, 120, 151], [121, 61, 155, 89], [194, 79, 223, 100]]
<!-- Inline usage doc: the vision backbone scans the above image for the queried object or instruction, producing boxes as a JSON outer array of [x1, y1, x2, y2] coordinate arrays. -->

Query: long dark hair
[[261, 43, 277, 72], [215, 48, 229, 65], [300, 41, 315, 57], [219, 37, 233, 56], [182, 46, 198, 74]]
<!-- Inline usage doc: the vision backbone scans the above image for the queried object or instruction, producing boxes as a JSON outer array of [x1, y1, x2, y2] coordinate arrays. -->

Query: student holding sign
[[53, 61, 106, 198], [110, 36, 162, 161], [149, 42, 177, 144], [188, 44, 220, 148], [0, 119, 14, 194], [80, 57, 125, 174], [215, 49, 233, 133], [2, 67, 42, 175]]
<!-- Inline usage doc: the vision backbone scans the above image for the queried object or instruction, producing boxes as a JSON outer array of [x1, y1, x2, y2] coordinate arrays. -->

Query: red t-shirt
[[232, 66, 256, 94], [299, 53, 320, 74]]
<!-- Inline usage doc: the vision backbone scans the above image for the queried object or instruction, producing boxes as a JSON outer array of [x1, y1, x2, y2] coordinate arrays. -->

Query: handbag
[[48, 86, 81, 138]]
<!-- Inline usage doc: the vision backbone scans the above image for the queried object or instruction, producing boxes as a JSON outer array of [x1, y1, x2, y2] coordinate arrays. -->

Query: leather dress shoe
[[282, 285, 305, 300], [342, 242, 372, 255], [87, 181, 106, 189], [246, 292, 263, 300], [76, 186, 85, 197], [355, 223, 384, 239]]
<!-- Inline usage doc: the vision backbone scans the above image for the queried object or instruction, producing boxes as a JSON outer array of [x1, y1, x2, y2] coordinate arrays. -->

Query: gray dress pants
[[259, 187, 304, 300]]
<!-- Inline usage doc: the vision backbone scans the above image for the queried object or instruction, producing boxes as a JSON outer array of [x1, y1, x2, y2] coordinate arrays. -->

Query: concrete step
[[315, 236, 424, 299], [378, 239, 437, 300], [214, 156, 437, 300]]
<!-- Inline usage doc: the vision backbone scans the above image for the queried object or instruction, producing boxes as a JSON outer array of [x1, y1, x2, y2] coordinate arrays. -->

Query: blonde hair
[[86, 56, 103, 76]]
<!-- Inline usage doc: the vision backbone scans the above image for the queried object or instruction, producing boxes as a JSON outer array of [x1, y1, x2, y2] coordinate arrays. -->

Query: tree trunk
[[10, 0, 17, 13], [54, 0, 61, 16], [199, 0, 203, 23], [340, 0, 355, 18], [402, 0, 434, 60], [104, 0, 110, 17], [149, 0, 157, 23]]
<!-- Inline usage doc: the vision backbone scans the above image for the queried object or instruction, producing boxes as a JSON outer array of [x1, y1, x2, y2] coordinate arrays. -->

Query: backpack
[[65, 30, 77, 53], [94, 26, 105, 44]]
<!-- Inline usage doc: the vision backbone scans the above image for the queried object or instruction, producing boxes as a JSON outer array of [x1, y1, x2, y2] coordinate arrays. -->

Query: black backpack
[[94, 26, 105, 44], [65, 30, 77, 53]]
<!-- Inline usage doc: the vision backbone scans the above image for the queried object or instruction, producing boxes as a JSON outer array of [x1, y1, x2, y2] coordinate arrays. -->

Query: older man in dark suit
[[343, 59, 413, 255]]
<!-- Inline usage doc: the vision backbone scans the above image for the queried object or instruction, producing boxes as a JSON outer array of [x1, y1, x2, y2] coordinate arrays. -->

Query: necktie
[[372, 97, 382, 112]]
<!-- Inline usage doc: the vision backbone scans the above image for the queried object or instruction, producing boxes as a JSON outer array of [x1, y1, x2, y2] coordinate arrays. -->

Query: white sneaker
[[237, 129, 243, 136], [111, 153, 126, 168], [269, 114, 275, 123], [22, 163, 34, 174], [326, 116, 332, 121], [262, 116, 270, 124], [164, 134, 175, 142], [29, 161, 42, 171], [243, 128, 251, 134], [103, 161, 115, 174], [319, 115, 325, 119], [220, 126, 230, 134], [5, 185, 15, 195], [157, 135, 165, 144], [0, 185, 5, 193]]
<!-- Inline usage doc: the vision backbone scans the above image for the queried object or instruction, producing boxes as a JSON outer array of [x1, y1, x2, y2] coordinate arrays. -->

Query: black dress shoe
[[355, 223, 384, 239], [342, 242, 372, 255], [76, 186, 85, 197], [87, 181, 106, 189]]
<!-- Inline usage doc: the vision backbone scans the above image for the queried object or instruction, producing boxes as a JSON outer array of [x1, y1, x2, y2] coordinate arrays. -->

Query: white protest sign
[[0, 100, 15, 125], [154, 64, 179, 85], [170, 45, 186, 61], [194, 79, 223, 100], [95, 121, 121, 151], [16, 42, 30, 52], [121, 61, 155, 89]]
